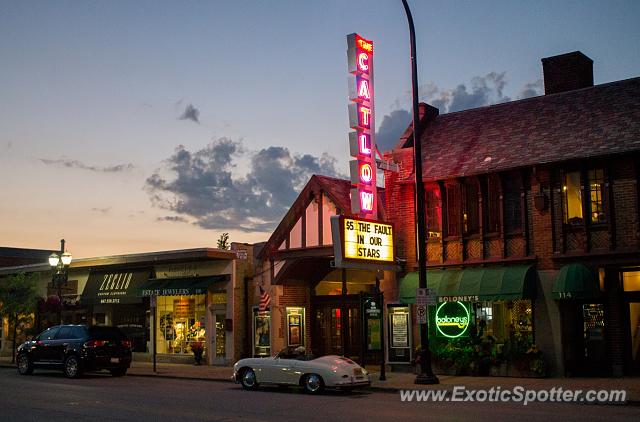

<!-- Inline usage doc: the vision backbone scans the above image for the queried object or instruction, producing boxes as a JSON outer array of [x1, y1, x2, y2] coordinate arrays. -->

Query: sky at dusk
[[1, 0, 639, 258]]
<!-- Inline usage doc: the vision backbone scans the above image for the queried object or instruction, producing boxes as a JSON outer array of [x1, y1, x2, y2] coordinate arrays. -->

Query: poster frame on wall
[[286, 307, 305, 347], [387, 303, 412, 364], [252, 306, 271, 357]]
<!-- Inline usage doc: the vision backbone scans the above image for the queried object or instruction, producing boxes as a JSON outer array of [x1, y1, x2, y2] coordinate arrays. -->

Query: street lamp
[[400, 0, 439, 384], [49, 239, 72, 325]]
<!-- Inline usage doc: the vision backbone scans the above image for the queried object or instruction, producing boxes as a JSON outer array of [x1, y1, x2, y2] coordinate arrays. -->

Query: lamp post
[[400, 0, 439, 384], [49, 239, 72, 325]]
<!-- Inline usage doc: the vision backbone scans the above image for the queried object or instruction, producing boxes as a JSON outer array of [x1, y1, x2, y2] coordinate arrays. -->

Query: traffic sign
[[416, 304, 427, 324], [416, 288, 427, 306]]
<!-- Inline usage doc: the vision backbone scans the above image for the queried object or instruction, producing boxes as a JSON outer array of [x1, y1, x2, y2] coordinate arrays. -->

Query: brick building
[[0, 245, 255, 364], [385, 51, 640, 377]]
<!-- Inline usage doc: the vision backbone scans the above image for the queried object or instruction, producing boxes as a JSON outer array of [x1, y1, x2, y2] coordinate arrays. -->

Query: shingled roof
[[399, 77, 640, 181]]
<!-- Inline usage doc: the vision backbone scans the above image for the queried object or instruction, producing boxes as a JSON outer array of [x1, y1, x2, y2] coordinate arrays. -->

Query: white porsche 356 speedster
[[233, 347, 370, 394]]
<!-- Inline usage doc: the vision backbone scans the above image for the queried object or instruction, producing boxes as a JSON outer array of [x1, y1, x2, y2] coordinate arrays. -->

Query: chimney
[[541, 51, 593, 95]]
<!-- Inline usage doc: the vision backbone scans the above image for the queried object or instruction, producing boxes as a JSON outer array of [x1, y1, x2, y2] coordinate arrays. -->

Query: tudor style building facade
[[254, 175, 390, 364], [384, 51, 640, 376]]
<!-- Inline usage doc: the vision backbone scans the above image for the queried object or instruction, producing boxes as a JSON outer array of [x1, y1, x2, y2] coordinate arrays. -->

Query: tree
[[0, 272, 41, 363], [217, 232, 230, 250]]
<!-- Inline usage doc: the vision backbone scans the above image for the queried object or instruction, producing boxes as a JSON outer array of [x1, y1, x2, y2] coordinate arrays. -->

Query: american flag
[[259, 285, 271, 312]]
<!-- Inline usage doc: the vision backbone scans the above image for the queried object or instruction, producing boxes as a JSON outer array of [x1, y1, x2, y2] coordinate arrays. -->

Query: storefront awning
[[399, 265, 536, 304], [140, 275, 229, 297], [81, 269, 152, 305], [552, 264, 599, 300]]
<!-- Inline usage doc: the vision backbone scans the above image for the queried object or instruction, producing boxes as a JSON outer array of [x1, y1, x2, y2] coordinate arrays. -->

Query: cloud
[[91, 207, 111, 214], [378, 74, 542, 150], [145, 137, 344, 232], [376, 109, 411, 153], [518, 79, 543, 99], [179, 104, 200, 124], [40, 158, 134, 173], [157, 216, 189, 223], [436, 72, 511, 113]]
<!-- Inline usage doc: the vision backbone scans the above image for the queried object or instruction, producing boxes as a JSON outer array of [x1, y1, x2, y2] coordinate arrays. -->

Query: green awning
[[399, 265, 536, 304], [552, 264, 599, 300], [140, 275, 228, 297]]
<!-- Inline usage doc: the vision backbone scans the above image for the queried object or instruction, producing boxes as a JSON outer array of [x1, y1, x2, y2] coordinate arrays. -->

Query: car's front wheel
[[302, 373, 324, 394], [63, 355, 83, 379], [17, 353, 33, 375], [240, 368, 258, 390]]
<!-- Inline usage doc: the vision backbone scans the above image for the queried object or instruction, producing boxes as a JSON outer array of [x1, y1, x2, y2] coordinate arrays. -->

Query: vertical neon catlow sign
[[347, 33, 377, 219]]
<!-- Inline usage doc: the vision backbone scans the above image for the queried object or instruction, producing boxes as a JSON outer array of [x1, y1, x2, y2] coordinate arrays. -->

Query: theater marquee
[[331, 215, 395, 270]]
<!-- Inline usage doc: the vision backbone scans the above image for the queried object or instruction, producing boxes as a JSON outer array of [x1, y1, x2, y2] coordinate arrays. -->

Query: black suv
[[16, 325, 132, 378]]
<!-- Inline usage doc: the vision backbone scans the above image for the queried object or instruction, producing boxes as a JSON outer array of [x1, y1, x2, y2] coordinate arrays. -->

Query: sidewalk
[[2, 357, 639, 403]]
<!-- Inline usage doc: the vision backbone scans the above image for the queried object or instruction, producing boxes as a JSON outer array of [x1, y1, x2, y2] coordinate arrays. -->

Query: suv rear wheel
[[64, 355, 83, 379], [17, 354, 33, 375]]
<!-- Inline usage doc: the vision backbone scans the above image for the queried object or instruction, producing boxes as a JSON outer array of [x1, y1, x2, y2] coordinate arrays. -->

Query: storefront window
[[474, 300, 533, 344], [156, 295, 206, 354]]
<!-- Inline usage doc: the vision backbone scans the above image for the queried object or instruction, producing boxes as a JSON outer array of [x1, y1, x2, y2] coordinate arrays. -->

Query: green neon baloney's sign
[[435, 301, 470, 338]]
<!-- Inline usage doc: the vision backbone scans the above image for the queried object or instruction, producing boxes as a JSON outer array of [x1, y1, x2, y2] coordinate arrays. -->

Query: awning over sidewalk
[[81, 269, 152, 305], [140, 275, 229, 297], [552, 264, 599, 300], [399, 265, 536, 304]]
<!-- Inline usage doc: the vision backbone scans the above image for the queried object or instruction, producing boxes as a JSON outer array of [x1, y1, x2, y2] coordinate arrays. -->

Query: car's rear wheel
[[63, 355, 83, 379], [110, 367, 127, 377], [302, 373, 324, 394], [240, 368, 258, 390], [17, 354, 33, 375]]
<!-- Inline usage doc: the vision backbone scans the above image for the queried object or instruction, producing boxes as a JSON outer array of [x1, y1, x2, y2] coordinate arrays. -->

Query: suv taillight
[[121, 340, 132, 349], [84, 340, 108, 348]]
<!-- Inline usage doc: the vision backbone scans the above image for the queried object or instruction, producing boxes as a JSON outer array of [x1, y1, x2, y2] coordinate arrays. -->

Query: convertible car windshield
[[275, 347, 318, 361]]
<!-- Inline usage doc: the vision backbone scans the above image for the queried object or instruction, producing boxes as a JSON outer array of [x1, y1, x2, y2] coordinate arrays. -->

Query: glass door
[[214, 313, 226, 362]]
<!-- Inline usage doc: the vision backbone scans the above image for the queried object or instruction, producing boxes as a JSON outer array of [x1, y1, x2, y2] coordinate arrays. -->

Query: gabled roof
[[258, 174, 385, 260], [398, 77, 640, 181]]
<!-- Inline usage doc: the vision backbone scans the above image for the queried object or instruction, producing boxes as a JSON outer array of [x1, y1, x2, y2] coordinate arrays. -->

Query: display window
[[156, 295, 207, 355], [474, 299, 533, 343]]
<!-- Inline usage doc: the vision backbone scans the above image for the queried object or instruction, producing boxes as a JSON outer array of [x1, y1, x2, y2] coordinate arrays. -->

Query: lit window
[[589, 169, 606, 223], [563, 171, 583, 225], [426, 185, 442, 238]]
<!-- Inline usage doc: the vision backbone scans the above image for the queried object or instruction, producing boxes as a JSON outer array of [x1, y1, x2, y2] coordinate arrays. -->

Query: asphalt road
[[0, 367, 638, 422]]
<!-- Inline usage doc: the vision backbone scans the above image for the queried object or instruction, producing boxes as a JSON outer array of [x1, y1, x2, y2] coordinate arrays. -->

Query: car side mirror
[[31, 336, 38, 341]]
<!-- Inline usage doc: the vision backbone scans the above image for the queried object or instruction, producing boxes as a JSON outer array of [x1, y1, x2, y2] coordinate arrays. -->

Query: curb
[[126, 372, 234, 384]]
